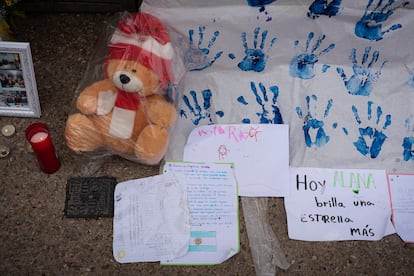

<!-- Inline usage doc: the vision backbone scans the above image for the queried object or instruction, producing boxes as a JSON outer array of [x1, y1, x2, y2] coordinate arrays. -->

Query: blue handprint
[[296, 94, 333, 147], [336, 46, 388, 96], [237, 27, 277, 72], [307, 0, 342, 19], [289, 32, 335, 79], [403, 137, 414, 161], [402, 118, 414, 161], [179, 89, 224, 125], [246, 0, 277, 6], [184, 26, 223, 71], [344, 101, 392, 158], [237, 81, 284, 124], [355, 0, 409, 41]]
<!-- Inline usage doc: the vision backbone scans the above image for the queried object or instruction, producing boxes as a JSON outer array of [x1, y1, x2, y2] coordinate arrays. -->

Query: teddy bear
[[65, 12, 177, 165]]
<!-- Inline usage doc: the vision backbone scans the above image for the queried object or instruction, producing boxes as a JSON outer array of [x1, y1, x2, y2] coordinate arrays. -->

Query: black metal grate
[[64, 176, 117, 218]]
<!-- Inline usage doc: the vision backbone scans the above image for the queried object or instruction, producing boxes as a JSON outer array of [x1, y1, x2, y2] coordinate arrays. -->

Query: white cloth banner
[[142, 0, 414, 174]]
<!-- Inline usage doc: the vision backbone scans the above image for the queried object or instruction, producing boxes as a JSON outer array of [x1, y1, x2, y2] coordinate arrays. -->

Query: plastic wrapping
[[241, 197, 290, 275], [65, 12, 185, 166]]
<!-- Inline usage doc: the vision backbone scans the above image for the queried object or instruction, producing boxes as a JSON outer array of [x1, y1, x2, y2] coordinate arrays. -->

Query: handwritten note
[[161, 161, 239, 265], [387, 174, 414, 244], [183, 124, 289, 197], [113, 174, 190, 263], [284, 167, 395, 241]]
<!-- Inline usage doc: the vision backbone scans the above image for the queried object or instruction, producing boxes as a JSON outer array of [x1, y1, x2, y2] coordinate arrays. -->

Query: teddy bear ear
[[108, 12, 174, 89], [103, 59, 117, 78]]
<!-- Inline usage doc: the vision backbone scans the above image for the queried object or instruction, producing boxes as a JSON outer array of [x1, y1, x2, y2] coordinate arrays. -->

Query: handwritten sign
[[284, 167, 395, 241], [387, 174, 414, 244], [183, 124, 289, 197], [161, 161, 239, 265], [113, 174, 190, 263]]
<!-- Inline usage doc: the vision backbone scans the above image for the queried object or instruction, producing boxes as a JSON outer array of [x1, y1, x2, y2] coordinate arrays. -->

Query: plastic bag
[[65, 11, 185, 166], [241, 197, 290, 275]]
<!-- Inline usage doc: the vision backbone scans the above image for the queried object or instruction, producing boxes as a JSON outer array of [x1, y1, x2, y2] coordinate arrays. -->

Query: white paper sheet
[[161, 161, 239, 265], [183, 124, 289, 197], [387, 174, 414, 243], [113, 174, 190, 263], [285, 167, 395, 241]]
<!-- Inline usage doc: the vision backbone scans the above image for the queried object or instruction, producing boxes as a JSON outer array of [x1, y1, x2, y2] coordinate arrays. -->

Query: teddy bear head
[[106, 59, 161, 97], [107, 12, 175, 97]]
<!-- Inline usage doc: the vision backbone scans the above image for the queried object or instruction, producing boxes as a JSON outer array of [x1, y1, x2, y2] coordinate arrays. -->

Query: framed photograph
[[0, 42, 41, 117]]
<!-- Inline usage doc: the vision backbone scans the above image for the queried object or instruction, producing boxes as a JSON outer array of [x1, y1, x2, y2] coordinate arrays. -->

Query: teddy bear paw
[[65, 113, 104, 152], [134, 124, 169, 165]]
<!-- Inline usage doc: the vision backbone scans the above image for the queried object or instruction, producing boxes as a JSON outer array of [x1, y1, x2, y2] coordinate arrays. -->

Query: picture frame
[[0, 41, 41, 118]]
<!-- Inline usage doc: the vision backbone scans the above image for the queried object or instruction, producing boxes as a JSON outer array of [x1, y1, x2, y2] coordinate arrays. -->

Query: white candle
[[0, 144, 10, 158], [30, 131, 48, 143], [1, 124, 15, 137]]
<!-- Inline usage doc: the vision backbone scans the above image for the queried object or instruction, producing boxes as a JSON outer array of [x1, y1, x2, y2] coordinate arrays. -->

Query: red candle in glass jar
[[25, 123, 60, 174]]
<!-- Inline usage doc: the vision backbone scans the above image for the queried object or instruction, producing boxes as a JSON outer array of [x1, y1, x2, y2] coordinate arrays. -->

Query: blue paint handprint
[[355, 0, 409, 41], [296, 94, 333, 147], [307, 0, 342, 19], [237, 81, 284, 124], [403, 137, 414, 161], [184, 26, 223, 71], [290, 32, 335, 79], [246, 0, 277, 6], [237, 27, 277, 72], [336, 46, 388, 96], [344, 101, 392, 158], [179, 89, 224, 125], [402, 118, 414, 161]]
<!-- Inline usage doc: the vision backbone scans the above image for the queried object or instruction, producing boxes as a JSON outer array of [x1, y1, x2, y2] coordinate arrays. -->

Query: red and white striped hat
[[109, 12, 174, 89]]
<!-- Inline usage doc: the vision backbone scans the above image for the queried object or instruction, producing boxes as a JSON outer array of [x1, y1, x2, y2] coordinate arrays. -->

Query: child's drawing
[[218, 144, 230, 160]]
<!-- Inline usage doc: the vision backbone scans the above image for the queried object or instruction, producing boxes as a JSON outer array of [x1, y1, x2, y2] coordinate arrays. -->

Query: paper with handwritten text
[[113, 174, 190, 263], [161, 161, 239, 265], [387, 174, 414, 244], [285, 167, 395, 241], [183, 124, 289, 197]]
